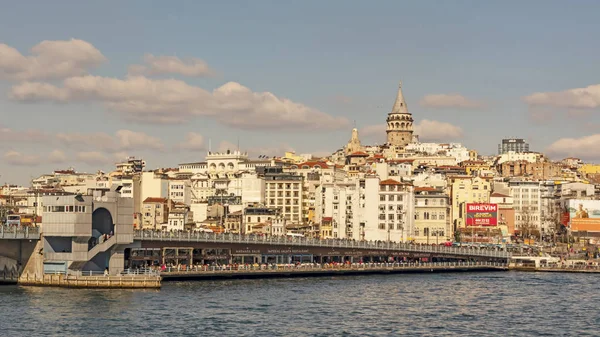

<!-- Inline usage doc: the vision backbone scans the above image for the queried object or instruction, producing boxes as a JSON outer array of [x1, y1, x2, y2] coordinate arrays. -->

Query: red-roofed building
[[142, 197, 171, 230]]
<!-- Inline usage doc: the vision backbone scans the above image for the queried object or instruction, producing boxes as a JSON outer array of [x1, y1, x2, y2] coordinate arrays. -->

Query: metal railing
[[161, 261, 508, 274], [0, 225, 40, 239], [134, 230, 511, 259], [68, 268, 160, 277]]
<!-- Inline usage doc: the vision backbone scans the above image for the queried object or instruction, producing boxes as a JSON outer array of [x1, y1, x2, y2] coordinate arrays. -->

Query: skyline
[[2, 1, 600, 184]]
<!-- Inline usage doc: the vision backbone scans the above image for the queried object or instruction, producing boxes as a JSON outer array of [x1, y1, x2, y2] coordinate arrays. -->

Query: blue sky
[[1, 1, 600, 184]]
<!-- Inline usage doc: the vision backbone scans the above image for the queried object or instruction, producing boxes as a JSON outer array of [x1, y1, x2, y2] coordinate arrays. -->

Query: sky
[[2, 1, 600, 185]]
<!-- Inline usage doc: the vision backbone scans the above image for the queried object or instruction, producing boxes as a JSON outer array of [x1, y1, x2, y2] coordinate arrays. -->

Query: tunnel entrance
[[92, 208, 114, 236]]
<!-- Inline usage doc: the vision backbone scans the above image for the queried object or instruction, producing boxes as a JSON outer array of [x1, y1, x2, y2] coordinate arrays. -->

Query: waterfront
[[1, 272, 598, 336]]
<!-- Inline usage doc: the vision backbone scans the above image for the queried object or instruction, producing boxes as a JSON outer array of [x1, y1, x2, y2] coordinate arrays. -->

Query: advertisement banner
[[567, 200, 600, 232], [466, 203, 498, 226]]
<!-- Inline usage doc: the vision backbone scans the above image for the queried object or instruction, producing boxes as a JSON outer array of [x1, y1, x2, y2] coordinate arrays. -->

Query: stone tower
[[345, 128, 363, 155], [386, 81, 413, 148]]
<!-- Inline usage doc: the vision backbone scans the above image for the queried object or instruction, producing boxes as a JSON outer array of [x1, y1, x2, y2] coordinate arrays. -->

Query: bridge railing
[[134, 230, 511, 259], [0, 225, 40, 239], [160, 261, 508, 274]]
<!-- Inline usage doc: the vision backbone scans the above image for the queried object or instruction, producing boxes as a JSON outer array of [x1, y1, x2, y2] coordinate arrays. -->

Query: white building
[[497, 151, 542, 164], [169, 179, 191, 205], [509, 180, 542, 233], [405, 142, 470, 163], [316, 177, 414, 242]]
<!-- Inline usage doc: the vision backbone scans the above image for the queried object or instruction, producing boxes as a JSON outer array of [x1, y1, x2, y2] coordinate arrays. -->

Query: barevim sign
[[466, 203, 498, 226]]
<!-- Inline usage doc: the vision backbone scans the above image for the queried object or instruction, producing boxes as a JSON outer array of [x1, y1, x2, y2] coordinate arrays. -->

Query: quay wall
[[19, 273, 161, 289]]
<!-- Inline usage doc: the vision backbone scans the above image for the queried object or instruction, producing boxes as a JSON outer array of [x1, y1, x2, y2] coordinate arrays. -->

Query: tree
[[519, 206, 539, 243]]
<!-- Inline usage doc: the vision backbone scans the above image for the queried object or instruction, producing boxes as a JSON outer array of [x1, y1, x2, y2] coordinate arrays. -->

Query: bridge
[[133, 230, 511, 265], [0, 226, 40, 240], [1, 225, 511, 287]]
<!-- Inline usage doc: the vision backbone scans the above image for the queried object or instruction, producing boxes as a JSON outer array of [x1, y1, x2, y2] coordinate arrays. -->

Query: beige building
[[142, 197, 170, 230], [413, 187, 450, 244], [262, 167, 303, 223], [448, 176, 492, 231]]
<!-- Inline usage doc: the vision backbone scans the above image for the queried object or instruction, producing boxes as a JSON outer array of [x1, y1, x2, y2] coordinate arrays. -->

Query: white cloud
[[75, 151, 111, 165], [3, 151, 40, 166], [360, 124, 387, 144], [523, 84, 600, 109], [216, 140, 293, 159], [360, 120, 463, 143], [0, 39, 105, 81], [128, 54, 215, 77], [419, 94, 483, 109], [47, 150, 67, 164], [0, 125, 49, 142], [546, 134, 600, 160], [414, 119, 463, 142], [10, 76, 350, 130], [247, 143, 295, 158], [56, 129, 164, 152], [177, 132, 205, 151], [217, 140, 239, 153], [115, 129, 164, 151]]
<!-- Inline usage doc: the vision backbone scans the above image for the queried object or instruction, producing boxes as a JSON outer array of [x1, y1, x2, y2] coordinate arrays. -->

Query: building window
[[389, 195, 395, 201], [380, 195, 386, 201], [379, 223, 385, 230], [424, 199, 429, 206]]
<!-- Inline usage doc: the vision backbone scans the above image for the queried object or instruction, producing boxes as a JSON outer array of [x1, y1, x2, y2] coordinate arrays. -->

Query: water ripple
[[0, 272, 598, 336]]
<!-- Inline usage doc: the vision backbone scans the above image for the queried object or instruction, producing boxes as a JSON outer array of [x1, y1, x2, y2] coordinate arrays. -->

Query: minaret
[[386, 81, 413, 148]]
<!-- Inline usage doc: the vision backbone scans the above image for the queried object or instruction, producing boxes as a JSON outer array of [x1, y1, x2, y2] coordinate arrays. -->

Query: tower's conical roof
[[390, 81, 409, 115]]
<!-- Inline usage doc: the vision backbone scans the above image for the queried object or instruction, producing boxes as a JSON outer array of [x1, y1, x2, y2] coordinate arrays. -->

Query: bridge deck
[[135, 231, 511, 259], [160, 261, 508, 281]]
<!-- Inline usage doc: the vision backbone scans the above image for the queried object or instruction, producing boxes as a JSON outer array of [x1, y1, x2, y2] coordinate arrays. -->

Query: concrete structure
[[386, 82, 413, 148], [41, 185, 134, 275]]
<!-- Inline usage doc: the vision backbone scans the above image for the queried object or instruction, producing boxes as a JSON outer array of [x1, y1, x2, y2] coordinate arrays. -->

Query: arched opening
[[92, 207, 114, 236], [395, 122, 400, 128]]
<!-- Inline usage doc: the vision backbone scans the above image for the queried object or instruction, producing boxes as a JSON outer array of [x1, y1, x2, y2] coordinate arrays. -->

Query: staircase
[[88, 235, 116, 260]]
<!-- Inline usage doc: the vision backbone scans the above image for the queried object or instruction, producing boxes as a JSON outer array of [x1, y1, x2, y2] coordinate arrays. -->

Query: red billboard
[[466, 203, 498, 226]]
